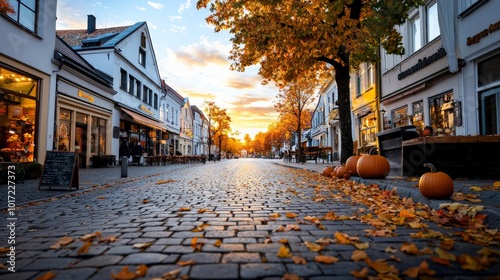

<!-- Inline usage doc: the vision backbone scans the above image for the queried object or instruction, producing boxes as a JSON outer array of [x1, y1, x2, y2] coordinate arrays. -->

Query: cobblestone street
[[0, 159, 499, 279]]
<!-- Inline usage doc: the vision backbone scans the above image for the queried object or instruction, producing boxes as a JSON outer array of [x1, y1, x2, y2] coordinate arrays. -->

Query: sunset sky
[[56, 0, 280, 139]]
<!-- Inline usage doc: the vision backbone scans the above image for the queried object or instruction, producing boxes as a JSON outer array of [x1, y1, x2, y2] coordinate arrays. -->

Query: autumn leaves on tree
[[197, 0, 423, 163]]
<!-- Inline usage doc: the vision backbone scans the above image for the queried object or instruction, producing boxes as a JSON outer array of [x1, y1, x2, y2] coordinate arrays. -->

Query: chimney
[[87, 15, 96, 34]]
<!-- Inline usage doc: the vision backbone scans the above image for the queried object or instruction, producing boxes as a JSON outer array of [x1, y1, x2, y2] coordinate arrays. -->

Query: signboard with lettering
[[38, 151, 79, 190]]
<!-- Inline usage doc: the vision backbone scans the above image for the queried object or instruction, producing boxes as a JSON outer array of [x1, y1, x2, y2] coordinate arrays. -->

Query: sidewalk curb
[[273, 161, 500, 229]]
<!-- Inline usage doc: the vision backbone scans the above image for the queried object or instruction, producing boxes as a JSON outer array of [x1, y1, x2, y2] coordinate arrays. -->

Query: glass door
[[481, 87, 500, 135]]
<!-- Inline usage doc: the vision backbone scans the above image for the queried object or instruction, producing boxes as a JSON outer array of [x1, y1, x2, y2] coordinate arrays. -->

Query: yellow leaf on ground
[[277, 245, 293, 258], [135, 264, 147, 278], [77, 241, 93, 254], [314, 255, 339, 264], [350, 267, 369, 278], [286, 212, 298, 218], [399, 209, 416, 218], [439, 238, 455, 250], [269, 213, 280, 218], [292, 256, 307, 264], [400, 243, 420, 255], [177, 260, 195, 266], [111, 266, 137, 280], [36, 271, 57, 280], [178, 207, 191, 211], [334, 232, 350, 244], [435, 248, 457, 261], [470, 186, 482, 191], [133, 242, 152, 249], [477, 247, 500, 256], [493, 181, 500, 187], [353, 242, 369, 250], [50, 236, 74, 250], [214, 239, 222, 247], [351, 250, 368, 262], [458, 254, 486, 271], [160, 268, 182, 280], [304, 241, 322, 252], [366, 259, 396, 274], [282, 273, 302, 280]]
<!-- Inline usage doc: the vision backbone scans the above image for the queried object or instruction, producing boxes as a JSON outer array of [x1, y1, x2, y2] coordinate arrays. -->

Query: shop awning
[[120, 107, 165, 131]]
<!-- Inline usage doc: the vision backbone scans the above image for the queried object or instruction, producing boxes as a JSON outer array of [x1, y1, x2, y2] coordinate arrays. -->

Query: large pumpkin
[[356, 148, 390, 179], [345, 155, 361, 176], [418, 163, 454, 199]]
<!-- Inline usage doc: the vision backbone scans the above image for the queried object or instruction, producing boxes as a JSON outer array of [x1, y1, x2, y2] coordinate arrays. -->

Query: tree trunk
[[335, 63, 354, 164]]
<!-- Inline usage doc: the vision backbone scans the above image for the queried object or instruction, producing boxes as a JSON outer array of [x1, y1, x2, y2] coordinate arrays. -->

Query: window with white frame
[[356, 71, 362, 96], [5, 0, 37, 32], [410, 14, 422, 53], [366, 64, 373, 89], [408, 1, 440, 55], [427, 1, 440, 42]]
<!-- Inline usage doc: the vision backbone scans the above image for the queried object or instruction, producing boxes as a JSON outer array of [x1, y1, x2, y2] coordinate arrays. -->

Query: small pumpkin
[[418, 163, 454, 199], [322, 166, 335, 177], [356, 147, 390, 179], [343, 173, 351, 180], [335, 166, 348, 178], [345, 155, 361, 176]]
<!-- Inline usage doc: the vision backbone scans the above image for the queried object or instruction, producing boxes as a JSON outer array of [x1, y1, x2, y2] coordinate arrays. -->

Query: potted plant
[[25, 162, 43, 179]]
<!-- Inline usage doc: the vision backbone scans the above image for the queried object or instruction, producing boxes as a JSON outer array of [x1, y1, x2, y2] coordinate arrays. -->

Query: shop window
[[5, 0, 37, 32], [91, 117, 106, 155], [391, 106, 409, 128], [412, 101, 424, 133], [360, 114, 377, 147], [58, 109, 71, 152], [478, 53, 500, 87], [76, 112, 88, 124], [429, 92, 455, 136], [0, 66, 38, 162]]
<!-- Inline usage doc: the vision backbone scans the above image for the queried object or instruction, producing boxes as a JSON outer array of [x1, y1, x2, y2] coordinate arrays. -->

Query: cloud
[[170, 25, 187, 33], [179, 0, 192, 13], [147, 1, 165, 10], [136, 6, 146, 11], [230, 95, 273, 107], [169, 15, 182, 22]]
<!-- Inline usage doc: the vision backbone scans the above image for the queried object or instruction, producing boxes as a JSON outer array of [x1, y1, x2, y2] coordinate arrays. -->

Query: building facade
[[457, 0, 500, 135], [0, 0, 57, 163]]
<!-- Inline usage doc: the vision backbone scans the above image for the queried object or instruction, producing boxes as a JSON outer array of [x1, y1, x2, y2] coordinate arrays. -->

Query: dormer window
[[141, 32, 146, 48]]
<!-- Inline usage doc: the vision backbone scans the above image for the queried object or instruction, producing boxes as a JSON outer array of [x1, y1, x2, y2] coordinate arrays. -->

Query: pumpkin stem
[[369, 147, 378, 155], [423, 163, 437, 173]]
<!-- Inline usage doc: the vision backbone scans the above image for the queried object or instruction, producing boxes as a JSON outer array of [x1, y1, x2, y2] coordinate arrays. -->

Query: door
[[481, 87, 500, 135], [76, 124, 87, 168]]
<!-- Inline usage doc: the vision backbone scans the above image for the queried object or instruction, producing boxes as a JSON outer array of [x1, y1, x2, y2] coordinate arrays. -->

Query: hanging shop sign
[[398, 47, 447, 80]]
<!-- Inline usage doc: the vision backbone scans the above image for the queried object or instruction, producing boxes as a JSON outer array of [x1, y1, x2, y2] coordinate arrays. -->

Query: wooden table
[[402, 135, 500, 179]]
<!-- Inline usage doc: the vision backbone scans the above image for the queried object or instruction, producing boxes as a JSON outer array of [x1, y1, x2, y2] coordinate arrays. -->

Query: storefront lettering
[[397, 47, 447, 80], [138, 104, 154, 116], [78, 90, 94, 103], [466, 19, 500, 46]]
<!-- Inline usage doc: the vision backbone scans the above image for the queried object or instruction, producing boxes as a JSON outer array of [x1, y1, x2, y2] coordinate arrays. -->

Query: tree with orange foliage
[[197, 0, 422, 162], [274, 77, 315, 163], [0, 0, 14, 15]]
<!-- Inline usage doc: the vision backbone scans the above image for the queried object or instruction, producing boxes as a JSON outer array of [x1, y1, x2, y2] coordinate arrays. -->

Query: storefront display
[[0, 66, 38, 162]]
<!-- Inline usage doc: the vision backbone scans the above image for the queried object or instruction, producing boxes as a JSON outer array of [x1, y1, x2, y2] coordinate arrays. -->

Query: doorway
[[481, 87, 500, 135], [76, 124, 87, 168]]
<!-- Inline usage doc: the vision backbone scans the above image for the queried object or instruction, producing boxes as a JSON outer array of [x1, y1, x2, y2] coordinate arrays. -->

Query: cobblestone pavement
[[0, 159, 499, 279]]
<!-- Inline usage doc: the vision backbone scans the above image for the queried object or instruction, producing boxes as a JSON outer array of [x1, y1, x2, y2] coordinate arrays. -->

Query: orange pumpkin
[[345, 155, 361, 176], [335, 166, 348, 178], [418, 163, 454, 199], [356, 148, 390, 179], [322, 166, 335, 177]]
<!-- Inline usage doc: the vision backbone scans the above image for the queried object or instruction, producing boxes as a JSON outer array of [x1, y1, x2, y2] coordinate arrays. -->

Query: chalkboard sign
[[38, 151, 79, 190]]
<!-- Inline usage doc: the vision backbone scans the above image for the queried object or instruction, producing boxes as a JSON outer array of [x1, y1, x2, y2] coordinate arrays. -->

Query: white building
[[179, 98, 194, 155], [457, 0, 500, 135], [0, 0, 56, 164], [57, 15, 165, 162]]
